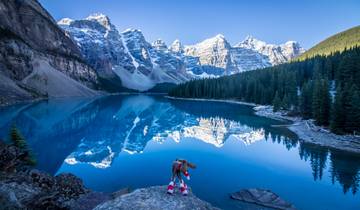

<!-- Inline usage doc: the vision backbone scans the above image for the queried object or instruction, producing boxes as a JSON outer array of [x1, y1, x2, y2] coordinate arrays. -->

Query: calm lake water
[[1, 95, 360, 210]]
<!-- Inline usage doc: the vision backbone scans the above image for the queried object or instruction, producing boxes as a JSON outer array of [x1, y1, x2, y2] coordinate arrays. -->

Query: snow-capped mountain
[[152, 39, 168, 51], [169, 39, 184, 54], [59, 14, 189, 91], [236, 35, 305, 65], [58, 14, 134, 80], [58, 13, 305, 90], [180, 34, 304, 76], [184, 34, 233, 71]]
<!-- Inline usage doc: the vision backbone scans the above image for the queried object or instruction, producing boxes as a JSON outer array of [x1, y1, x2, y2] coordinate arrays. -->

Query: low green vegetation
[[297, 26, 360, 60], [169, 47, 360, 135]]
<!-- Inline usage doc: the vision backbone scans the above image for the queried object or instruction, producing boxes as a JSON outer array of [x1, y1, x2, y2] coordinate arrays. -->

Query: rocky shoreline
[[167, 96, 360, 154], [0, 141, 219, 210], [0, 170, 219, 210], [165, 96, 257, 107], [254, 105, 360, 154]]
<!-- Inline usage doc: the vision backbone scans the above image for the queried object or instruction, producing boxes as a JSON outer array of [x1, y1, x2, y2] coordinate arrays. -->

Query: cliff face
[[0, 0, 99, 105]]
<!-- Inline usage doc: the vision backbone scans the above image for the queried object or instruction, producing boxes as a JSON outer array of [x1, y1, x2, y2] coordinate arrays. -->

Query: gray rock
[[0, 0, 100, 105], [111, 187, 131, 199], [230, 188, 296, 210], [65, 191, 112, 210], [94, 185, 220, 210], [0, 179, 42, 209]]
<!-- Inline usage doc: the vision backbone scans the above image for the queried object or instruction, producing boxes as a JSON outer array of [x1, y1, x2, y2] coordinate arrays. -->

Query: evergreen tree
[[320, 80, 331, 126], [312, 79, 322, 125], [300, 81, 313, 119], [10, 125, 27, 149], [273, 91, 282, 112], [347, 89, 360, 134], [331, 87, 346, 134], [9, 125, 36, 166], [168, 47, 360, 134], [282, 94, 290, 110]]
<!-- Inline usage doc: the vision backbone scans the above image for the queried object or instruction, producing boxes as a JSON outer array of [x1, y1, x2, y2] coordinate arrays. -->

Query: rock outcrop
[[0, 141, 218, 210], [0, 141, 93, 209], [94, 185, 219, 210], [230, 188, 296, 210], [0, 0, 100, 105], [0, 169, 95, 209]]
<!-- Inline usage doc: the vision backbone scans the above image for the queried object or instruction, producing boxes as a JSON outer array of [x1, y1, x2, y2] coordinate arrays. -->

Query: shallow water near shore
[[1, 95, 360, 210]]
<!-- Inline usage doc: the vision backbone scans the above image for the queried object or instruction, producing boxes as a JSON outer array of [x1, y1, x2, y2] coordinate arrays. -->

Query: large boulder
[[230, 188, 296, 210], [94, 185, 219, 210], [0, 141, 33, 172], [0, 170, 90, 209]]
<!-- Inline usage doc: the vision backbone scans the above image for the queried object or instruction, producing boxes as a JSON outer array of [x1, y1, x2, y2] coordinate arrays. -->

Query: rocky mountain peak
[[236, 36, 304, 65], [152, 39, 168, 51], [183, 34, 232, 70], [121, 29, 150, 51], [56, 11, 305, 90], [86, 13, 112, 30], [169, 39, 184, 53], [59, 13, 118, 38], [215, 33, 225, 39], [185, 34, 231, 54], [206, 34, 228, 45], [58, 18, 74, 26], [122, 29, 145, 40], [236, 35, 268, 50], [281, 41, 305, 60]]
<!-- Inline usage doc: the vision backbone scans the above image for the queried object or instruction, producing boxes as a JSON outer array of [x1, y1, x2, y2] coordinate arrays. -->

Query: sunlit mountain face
[[1, 95, 360, 210]]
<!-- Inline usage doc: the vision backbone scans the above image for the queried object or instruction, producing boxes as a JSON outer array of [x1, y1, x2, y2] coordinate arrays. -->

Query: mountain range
[[0, 0, 305, 104], [58, 13, 305, 91]]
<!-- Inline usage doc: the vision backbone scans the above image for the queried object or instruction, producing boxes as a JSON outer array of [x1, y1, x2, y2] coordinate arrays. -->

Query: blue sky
[[39, 0, 360, 49]]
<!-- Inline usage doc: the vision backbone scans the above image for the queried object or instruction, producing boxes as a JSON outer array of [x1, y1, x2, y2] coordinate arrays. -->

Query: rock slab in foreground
[[94, 185, 219, 210], [230, 188, 296, 210]]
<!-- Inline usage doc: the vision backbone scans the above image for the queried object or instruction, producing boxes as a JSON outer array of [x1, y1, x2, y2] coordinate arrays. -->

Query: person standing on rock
[[167, 159, 196, 196]]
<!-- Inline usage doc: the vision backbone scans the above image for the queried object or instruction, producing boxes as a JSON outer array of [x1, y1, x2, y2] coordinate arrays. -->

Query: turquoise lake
[[1, 95, 359, 210]]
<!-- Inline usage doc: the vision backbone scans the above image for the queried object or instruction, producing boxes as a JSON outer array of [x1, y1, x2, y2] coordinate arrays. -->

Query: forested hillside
[[169, 47, 360, 134], [297, 26, 360, 60]]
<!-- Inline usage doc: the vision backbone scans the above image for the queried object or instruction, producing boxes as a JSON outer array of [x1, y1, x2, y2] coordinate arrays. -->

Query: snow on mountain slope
[[182, 34, 275, 76], [59, 13, 305, 87], [184, 34, 233, 70], [230, 47, 271, 72], [59, 15, 189, 91], [58, 14, 134, 80], [169, 39, 184, 54], [236, 36, 305, 65]]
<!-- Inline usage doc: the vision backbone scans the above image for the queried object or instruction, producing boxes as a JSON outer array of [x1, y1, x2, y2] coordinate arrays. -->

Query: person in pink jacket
[[167, 159, 196, 196]]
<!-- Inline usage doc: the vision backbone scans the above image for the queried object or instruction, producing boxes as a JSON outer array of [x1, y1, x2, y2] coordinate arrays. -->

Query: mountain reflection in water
[[1, 94, 360, 200]]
